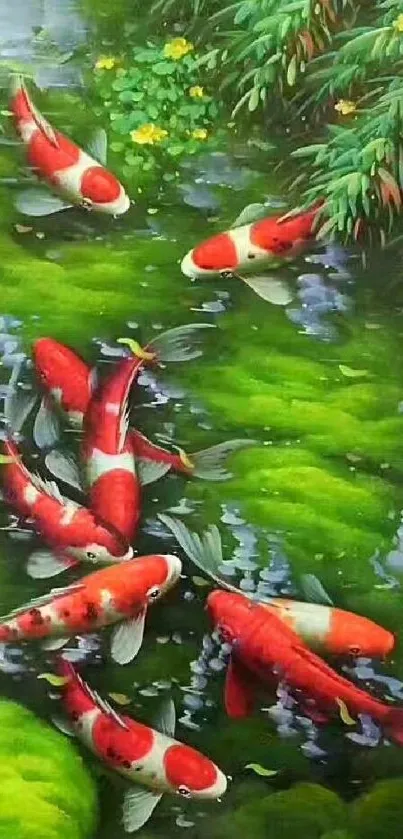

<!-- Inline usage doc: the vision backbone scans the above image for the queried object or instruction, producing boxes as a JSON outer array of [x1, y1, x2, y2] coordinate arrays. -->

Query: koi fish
[[81, 354, 142, 543], [207, 590, 403, 746], [181, 203, 321, 304], [10, 75, 130, 217], [32, 332, 255, 487], [1, 439, 132, 579], [55, 660, 227, 832], [158, 515, 395, 660], [0, 553, 181, 663]]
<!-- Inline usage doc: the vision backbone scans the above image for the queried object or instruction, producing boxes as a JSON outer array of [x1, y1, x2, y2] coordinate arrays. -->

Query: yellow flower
[[164, 38, 194, 61], [334, 99, 356, 116], [95, 56, 117, 70], [130, 124, 168, 145], [191, 128, 208, 140], [189, 85, 204, 98], [394, 13, 403, 32]]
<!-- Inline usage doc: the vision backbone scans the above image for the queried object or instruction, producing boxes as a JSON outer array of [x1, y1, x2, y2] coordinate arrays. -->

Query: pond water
[[1, 3, 403, 839]]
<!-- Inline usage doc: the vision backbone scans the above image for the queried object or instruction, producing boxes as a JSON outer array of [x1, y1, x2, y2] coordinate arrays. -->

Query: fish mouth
[[164, 553, 183, 586], [180, 251, 200, 278], [119, 545, 134, 561]]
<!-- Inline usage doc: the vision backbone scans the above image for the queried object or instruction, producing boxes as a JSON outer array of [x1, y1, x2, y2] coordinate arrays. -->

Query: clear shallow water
[[2, 3, 403, 839]]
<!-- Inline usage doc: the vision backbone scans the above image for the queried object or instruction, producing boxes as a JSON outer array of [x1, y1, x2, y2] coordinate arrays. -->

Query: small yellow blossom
[[95, 56, 117, 71], [191, 128, 208, 140], [394, 13, 403, 32], [130, 124, 168, 145], [189, 85, 204, 98], [334, 99, 356, 116], [164, 38, 194, 61]]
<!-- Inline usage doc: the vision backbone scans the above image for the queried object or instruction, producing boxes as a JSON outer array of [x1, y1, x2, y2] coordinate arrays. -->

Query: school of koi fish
[[1, 75, 403, 833]]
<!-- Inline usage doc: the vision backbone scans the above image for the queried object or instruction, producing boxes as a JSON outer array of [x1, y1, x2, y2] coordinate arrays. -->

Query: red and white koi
[[1, 439, 132, 579], [181, 204, 321, 303], [0, 553, 181, 663], [10, 76, 130, 217], [207, 590, 403, 745], [81, 354, 143, 543], [32, 331, 254, 488], [56, 660, 227, 832]]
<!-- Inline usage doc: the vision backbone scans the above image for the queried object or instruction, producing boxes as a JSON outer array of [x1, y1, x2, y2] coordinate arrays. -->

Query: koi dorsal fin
[[74, 668, 130, 730], [30, 100, 59, 148], [31, 471, 65, 503]]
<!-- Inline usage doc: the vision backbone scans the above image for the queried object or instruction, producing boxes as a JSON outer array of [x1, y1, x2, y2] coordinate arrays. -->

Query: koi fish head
[[327, 609, 395, 659], [163, 743, 227, 799], [207, 590, 252, 645], [32, 337, 92, 418], [66, 514, 133, 564], [119, 554, 183, 606], [181, 233, 238, 277], [80, 167, 130, 216]]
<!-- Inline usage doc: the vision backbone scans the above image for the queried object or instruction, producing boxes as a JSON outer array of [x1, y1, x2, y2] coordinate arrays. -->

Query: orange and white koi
[[0, 553, 181, 663]]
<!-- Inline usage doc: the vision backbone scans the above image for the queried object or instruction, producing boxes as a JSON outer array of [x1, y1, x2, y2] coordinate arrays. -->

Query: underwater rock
[[350, 778, 403, 839], [0, 699, 98, 839], [209, 782, 347, 839]]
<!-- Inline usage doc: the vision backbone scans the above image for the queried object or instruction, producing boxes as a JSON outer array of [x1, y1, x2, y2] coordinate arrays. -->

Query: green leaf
[[153, 61, 175, 75], [167, 143, 185, 156], [192, 575, 210, 587], [38, 673, 69, 687], [248, 86, 260, 112], [339, 365, 369, 378], [245, 764, 278, 777]]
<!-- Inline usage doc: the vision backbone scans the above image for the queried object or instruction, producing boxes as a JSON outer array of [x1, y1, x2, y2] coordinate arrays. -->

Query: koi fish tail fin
[[385, 708, 403, 747], [188, 438, 259, 481], [118, 323, 216, 366]]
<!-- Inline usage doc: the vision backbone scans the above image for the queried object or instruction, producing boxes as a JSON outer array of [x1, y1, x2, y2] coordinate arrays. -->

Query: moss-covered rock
[[0, 700, 98, 839], [350, 778, 403, 839], [209, 783, 347, 839]]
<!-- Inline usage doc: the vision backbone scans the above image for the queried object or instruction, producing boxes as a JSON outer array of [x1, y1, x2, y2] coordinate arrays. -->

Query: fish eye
[[247, 252, 256, 259], [178, 785, 191, 798], [349, 644, 361, 656], [86, 551, 97, 560], [80, 197, 93, 210], [148, 586, 161, 601]]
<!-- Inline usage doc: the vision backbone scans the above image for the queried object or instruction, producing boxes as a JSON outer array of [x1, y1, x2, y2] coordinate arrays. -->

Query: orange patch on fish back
[[81, 166, 121, 204], [192, 233, 238, 271]]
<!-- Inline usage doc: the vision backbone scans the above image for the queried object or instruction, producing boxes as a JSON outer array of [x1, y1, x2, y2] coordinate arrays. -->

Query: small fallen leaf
[[147, 207, 158, 215], [36, 232, 45, 239], [108, 692, 131, 705], [336, 697, 356, 726], [245, 763, 278, 777], [15, 224, 33, 234], [192, 575, 210, 588], [38, 673, 69, 687], [339, 364, 369, 378]]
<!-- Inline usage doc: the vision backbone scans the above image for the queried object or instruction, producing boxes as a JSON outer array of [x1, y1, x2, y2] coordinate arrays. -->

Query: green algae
[[0, 700, 98, 839]]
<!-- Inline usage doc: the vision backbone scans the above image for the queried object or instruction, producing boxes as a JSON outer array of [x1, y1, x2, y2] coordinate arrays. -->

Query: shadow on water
[[2, 2, 403, 838]]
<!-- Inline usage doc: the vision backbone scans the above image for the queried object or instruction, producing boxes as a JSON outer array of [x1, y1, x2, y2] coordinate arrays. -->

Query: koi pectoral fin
[[110, 610, 146, 665], [33, 396, 60, 450], [45, 449, 83, 492], [190, 438, 259, 481], [122, 788, 163, 833], [41, 636, 71, 651], [153, 698, 176, 737], [15, 188, 73, 217], [239, 274, 293, 305], [26, 550, 78, 579], [225, 656, 256, 719]]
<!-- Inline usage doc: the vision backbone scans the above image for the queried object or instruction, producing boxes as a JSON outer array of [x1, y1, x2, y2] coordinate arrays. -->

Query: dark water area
[[1, 2, 403, 839]]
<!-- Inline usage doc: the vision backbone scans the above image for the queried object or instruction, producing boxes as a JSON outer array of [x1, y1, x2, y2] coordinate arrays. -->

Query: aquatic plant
[[93, 39, 220, 187], [0, 699, 98, 839]]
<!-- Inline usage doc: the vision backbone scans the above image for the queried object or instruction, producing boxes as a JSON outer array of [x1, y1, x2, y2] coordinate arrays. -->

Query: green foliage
[[93, 39, 221, 186], [0, 700, 98, 839]]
